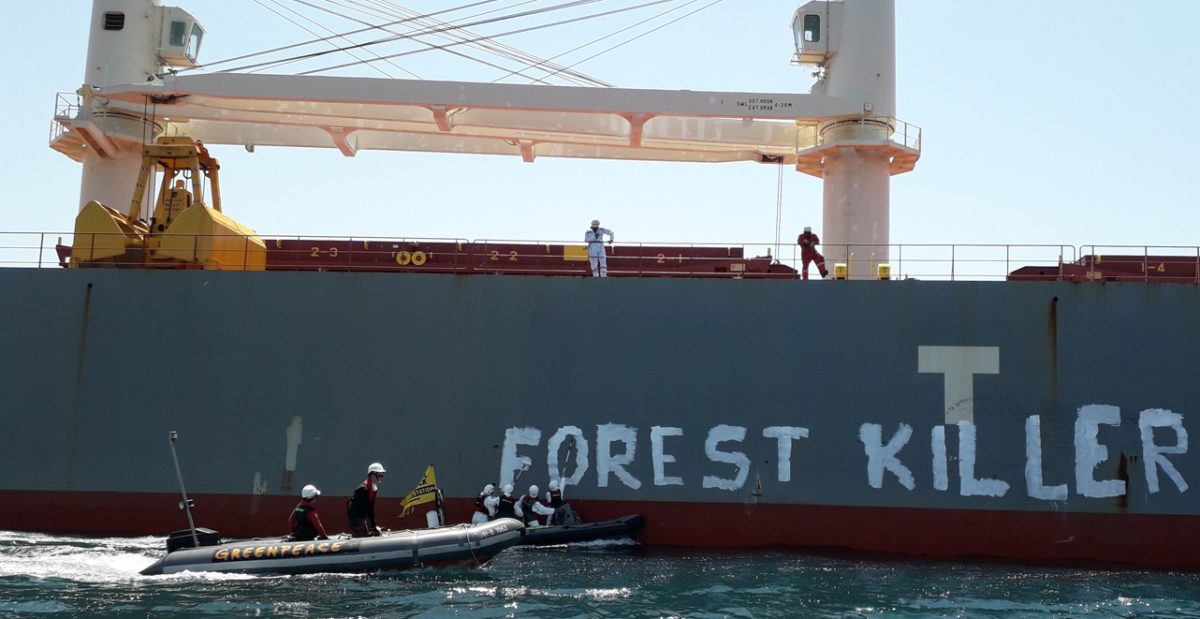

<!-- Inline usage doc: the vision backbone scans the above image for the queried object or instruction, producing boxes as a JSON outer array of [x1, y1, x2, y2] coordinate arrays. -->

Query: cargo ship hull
[[1, 268, 1197, 568]]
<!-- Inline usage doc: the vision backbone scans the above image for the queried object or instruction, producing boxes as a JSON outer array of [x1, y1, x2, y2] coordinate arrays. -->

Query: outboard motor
[[165, 527, 221, 553]]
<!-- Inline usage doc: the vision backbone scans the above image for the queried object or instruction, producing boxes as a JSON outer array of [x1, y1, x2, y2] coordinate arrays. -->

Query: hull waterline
[[1, 269, 1197, 569]]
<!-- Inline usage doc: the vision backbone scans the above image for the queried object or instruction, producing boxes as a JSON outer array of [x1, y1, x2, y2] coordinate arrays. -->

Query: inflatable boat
[[140, 518, 524, 575], [520, 514, 645, 546]]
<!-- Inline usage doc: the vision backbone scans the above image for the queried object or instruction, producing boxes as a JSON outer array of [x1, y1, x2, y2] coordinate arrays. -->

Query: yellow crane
[[70, 137, 265, 270]]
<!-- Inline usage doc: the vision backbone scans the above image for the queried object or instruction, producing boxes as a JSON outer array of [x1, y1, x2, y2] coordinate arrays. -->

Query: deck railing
[[50, 93, 80, 147], [2, 231, 1198, 283]]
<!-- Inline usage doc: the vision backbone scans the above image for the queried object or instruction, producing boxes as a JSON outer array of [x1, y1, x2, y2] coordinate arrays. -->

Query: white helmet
[[301, 484, 320, 499], [483, 483, 495, 495], [804, 226, 812, 233], [590, 219, 600, 227], [549, 480, 560, 491], [528, 484, 539, 496], [367, 462, 386, 475], [503, 484, 514, 495]]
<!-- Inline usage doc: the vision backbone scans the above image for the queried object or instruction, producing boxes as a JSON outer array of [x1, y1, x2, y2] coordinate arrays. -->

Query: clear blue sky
[[3, 1, 1197, 262]]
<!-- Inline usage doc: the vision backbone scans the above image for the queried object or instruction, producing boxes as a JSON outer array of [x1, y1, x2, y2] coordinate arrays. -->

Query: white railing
[[49, 92, 80, 147], [5, 232, 1197, 282], [795, 115, 922, 152], [810, 243, 1075, 281]]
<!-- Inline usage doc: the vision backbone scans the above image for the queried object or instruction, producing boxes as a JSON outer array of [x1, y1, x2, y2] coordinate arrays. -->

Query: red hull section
[[5, 490, 1198, 570], [264, 238, 795, 278], [1009, 255, 1200, 283]]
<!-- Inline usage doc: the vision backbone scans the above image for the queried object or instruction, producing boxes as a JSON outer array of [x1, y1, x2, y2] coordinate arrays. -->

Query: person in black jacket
[[289, 484, 329, 541], [347, 462, 386, 537], [494, 484, 517, 520], [516, 484, 555, 526]]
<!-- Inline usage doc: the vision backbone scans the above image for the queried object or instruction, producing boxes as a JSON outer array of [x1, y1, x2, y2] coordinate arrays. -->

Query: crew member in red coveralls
[[796, 226, 829, 280], [288, 484, 329, 541], [347, 462, 386, 537]]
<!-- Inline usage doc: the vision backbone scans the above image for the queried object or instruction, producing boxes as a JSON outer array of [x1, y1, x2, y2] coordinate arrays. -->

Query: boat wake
[[520, 537, 640, 550], [0, 531, 252, 583], [0, 530, 160, 582]]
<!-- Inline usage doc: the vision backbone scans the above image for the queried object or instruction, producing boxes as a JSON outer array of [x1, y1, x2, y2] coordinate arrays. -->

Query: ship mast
[[57, 0, 917, 278], [792, 0, 915, 278], [72, 0, 204, 216]]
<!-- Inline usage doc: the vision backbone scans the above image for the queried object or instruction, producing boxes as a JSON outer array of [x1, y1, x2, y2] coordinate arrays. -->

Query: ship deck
[[3, 232, 1198, 282]]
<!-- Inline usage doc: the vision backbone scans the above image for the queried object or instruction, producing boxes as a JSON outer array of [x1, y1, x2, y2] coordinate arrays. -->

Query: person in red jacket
[[288, 484, 329, 541], [797, 226, 829, 280]]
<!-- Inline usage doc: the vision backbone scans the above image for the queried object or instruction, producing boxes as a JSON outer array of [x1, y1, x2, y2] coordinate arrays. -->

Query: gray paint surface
[[1, 269, 1196, 517]]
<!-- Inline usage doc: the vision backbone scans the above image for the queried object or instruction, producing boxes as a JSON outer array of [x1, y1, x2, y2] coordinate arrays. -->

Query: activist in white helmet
[[544, 478, 567, 517], [518, 484, 556, 525], [349, 463, 386, 538], [491, 483, 518, 520], [473, 483, 499, 524], [290, 484, 329, 541]]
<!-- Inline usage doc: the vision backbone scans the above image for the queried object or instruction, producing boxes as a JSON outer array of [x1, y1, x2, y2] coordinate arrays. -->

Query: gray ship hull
[[1, 268, 1196, 567]]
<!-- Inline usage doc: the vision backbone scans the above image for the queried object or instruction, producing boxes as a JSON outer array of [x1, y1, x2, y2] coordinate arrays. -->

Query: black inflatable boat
[[520, 514, 645, 546]]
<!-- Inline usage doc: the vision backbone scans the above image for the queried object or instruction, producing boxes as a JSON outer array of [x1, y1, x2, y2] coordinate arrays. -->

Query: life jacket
[[346, 481, 372, 519], [474, 494, 489, 514], [519, 495, 539, 525], [548, 488, 564, 508], [292, 504, 320, 541], [496, 494, 516, 518]]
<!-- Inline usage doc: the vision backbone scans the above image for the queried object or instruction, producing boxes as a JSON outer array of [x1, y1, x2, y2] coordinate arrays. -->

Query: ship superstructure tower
[[67, 0, 204, 215], [793, 0, 917, 278], [53, 0, 917, 278]]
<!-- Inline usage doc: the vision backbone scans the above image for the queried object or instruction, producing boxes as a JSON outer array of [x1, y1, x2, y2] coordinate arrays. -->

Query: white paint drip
[[1025, 414, 1068, 500], [284, 416, 302, 471], [251, 471, 267, 495], [762, 426, 809, 483], [1139, 408, 1189, 493], [703, 425, 750, 491], [1074, 404, 1126, 498], [650, 426, 684, 486], [860, 423, 915, 490]]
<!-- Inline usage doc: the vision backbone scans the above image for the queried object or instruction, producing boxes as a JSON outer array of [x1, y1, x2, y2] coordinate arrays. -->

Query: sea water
[[2, 531, 1199, 618]]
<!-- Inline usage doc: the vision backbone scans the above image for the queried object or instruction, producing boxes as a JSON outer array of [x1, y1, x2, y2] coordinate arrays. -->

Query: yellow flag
[[400, 465, 439, 517]]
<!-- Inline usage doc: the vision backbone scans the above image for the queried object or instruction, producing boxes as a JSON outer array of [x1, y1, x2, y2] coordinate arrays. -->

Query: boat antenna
[[168, 430, 200, 549]]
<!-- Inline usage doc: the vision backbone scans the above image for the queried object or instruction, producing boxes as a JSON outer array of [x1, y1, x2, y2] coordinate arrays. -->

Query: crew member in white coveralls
[[585, 219, 614, 277]]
